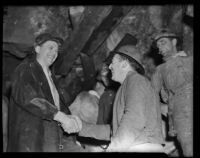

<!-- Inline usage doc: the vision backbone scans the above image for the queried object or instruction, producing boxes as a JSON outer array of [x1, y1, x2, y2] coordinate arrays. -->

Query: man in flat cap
[[151, 29, 193, 156], [7, 33, 85, 152]]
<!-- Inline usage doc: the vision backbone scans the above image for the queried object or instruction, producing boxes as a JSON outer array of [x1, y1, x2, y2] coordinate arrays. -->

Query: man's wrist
[[53, 111, 67, 123]]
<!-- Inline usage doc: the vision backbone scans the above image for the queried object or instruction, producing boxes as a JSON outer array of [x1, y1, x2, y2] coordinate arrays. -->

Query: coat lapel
[[30, 60, 55, 106], [31, 59, 70, 114]]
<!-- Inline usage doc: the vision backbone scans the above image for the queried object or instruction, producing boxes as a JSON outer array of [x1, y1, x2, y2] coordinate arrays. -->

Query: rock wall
[[3, 6, 84, 45]]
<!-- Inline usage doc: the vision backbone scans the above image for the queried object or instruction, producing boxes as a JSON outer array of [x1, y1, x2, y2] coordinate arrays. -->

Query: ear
[[172, 38, 177, 47], [121, 60, 128, 69], [34, 46, 40, 54]]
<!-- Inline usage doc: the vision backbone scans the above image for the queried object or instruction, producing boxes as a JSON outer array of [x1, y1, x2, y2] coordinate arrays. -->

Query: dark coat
[[7, 56, 76, 152], [97, 89, 115, 125]]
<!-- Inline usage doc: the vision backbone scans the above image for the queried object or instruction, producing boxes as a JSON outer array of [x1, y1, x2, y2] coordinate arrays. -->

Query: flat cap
[[153, 29, 179, 42], [35, 33, 63, 47]]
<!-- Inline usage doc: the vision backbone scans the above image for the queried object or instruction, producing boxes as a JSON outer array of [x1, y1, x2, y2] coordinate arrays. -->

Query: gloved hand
[[54, 111, 82, 134], [61, 115, 82, 133], [163, 141, 176, 154]]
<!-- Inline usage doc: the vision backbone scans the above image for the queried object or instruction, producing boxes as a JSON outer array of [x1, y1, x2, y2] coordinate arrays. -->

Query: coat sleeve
[[78, 121, 111, 141], [108, 76, 147, 150], [10, 64, 58, 121]]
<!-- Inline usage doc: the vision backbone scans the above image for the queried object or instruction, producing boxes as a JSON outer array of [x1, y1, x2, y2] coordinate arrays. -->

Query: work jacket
[[151, 54, 193, 136]]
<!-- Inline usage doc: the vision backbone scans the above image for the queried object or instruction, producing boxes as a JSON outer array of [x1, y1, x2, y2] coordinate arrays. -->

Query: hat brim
[[36, 36, 64, 47], [152, 35, 180, 49], [45, 37, 64, 46], [105, 51, 145, 75], [154, 35, 179, 43]]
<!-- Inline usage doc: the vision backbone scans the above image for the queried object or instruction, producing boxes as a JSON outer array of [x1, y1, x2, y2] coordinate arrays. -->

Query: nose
[[108, 63, 112, 70]]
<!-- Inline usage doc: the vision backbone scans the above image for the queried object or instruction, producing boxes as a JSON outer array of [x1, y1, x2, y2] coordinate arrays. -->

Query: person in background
[[69, 81, 105, 125], [69, 80, 107, 151], [7, 33, 85, 152], [151, 29, 193, 156], [96, 63, 117, 125]]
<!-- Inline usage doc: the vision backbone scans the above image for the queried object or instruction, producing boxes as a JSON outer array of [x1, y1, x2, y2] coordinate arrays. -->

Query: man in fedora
[[71, 44, 165, 152], [151, 29, 193, 156], [105, 45, 164, 152]]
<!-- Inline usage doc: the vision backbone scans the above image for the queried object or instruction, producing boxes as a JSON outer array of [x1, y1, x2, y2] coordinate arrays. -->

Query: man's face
[[108, 54, 123, 82], [37, 41, 59, 67], [100, 64, 109, 86], [156, 37, 175, 58]]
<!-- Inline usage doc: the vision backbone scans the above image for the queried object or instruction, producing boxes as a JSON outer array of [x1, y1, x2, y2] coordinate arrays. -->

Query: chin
[[112, 77, 118, 82], [49, 60, 55, 65], [111, 76, 115, 81]]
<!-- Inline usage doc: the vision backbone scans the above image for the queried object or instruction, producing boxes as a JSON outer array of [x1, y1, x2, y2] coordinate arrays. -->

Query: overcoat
[[7, 56, 78, 152]]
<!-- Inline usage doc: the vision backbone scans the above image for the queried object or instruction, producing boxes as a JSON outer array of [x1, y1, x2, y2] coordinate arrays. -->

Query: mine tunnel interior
[[3, 5, 193, 154]]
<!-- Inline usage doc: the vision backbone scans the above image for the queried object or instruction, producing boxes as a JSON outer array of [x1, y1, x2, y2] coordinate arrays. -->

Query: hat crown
[[117, 45, 142, 64], [153, 29, 178, 42], [35, 33, 63, 46]]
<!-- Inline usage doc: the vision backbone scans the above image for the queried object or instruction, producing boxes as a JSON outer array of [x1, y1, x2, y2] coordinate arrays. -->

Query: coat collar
[[30, 59, 55, 105], [29, 59, 67, 112]]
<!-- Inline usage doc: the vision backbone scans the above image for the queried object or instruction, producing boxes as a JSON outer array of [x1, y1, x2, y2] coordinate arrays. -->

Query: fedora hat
[[108, 45, 145, 75]]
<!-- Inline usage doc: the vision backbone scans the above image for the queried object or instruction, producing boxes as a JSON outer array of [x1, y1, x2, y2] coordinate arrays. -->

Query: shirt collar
[[89, 90, 100, 99], [172, 51, 187, 58]]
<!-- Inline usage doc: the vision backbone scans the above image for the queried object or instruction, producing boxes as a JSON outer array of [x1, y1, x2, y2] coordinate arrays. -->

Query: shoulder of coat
[[126, 72, 147, 86], [156, 63, 166, 71]]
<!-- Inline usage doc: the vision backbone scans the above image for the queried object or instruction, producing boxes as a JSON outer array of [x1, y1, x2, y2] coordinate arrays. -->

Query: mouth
[[47, 57, 55, 64], [111, 70, 114, 77], [110, 69, 113, 74], [48, 55, 55, 61], [159, 50, 167, 56]]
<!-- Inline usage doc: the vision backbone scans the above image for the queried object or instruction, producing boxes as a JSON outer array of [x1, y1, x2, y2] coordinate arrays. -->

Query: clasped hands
[[54, 111, 82, 134]]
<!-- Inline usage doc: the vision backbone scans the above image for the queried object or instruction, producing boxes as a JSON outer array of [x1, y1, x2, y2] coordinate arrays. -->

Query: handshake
[[54, 111, 82, 134]]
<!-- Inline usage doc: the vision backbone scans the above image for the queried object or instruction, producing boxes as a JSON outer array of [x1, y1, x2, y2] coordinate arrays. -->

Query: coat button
[[59, 144, 63, 150]]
